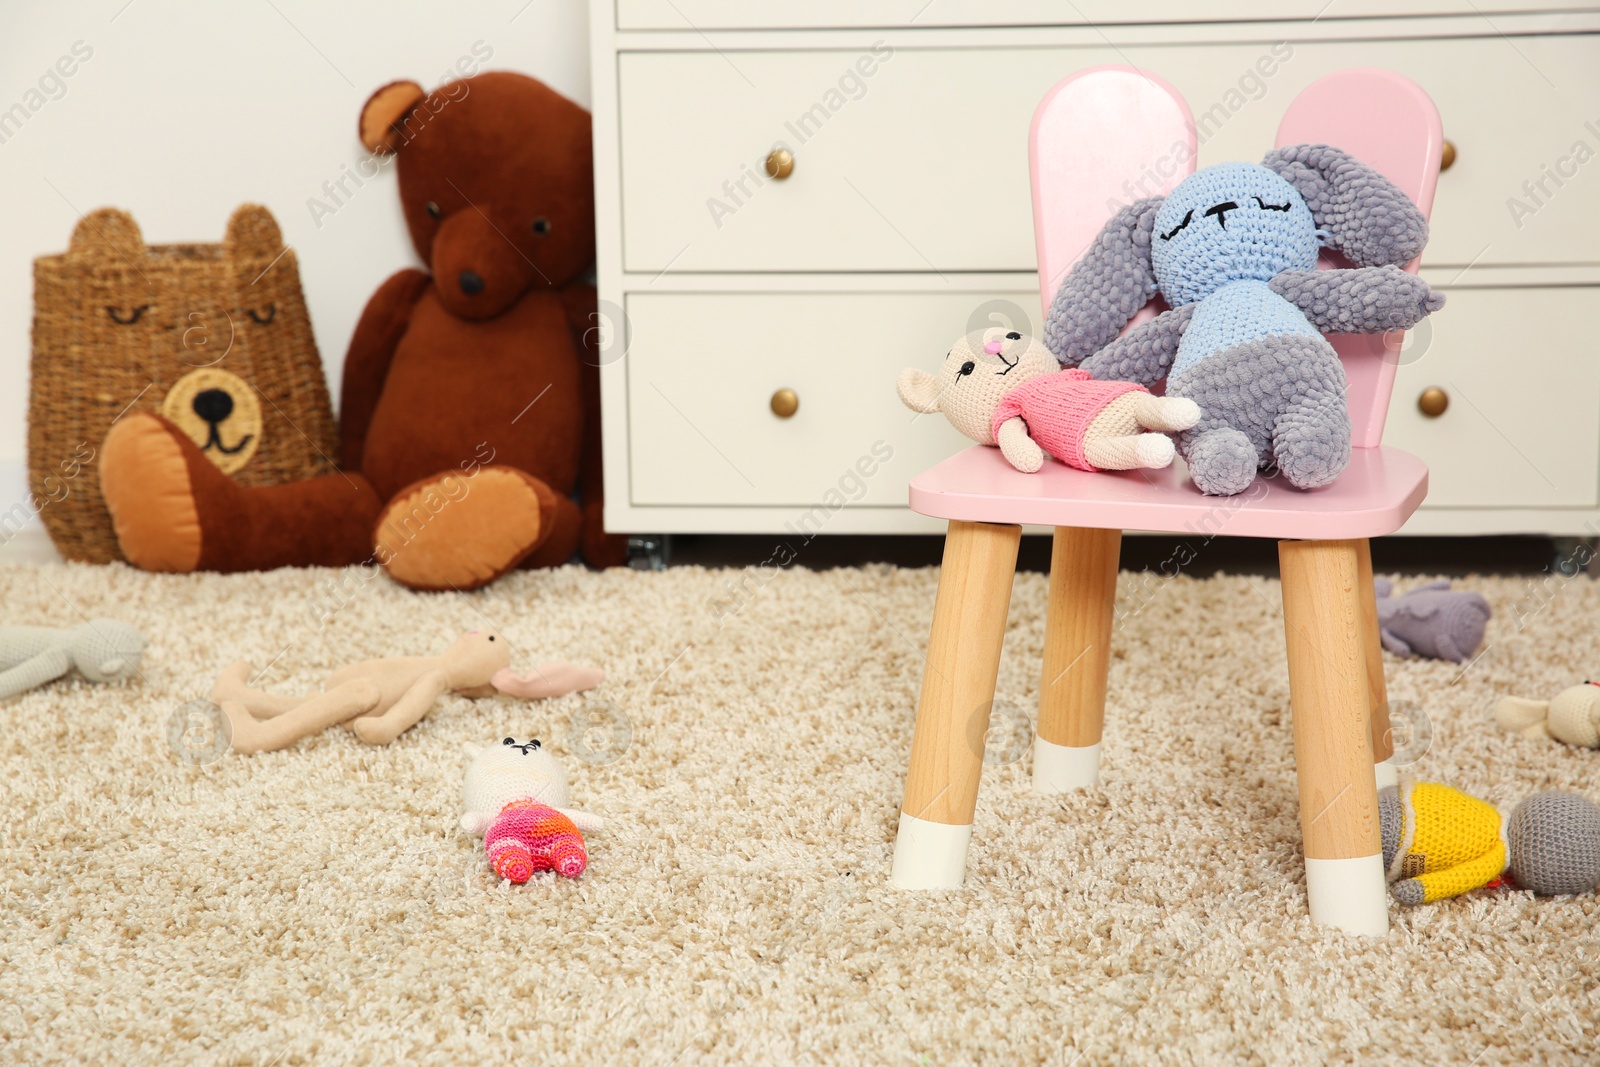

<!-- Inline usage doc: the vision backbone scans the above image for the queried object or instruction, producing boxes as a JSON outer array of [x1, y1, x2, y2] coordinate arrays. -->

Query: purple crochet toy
[[1373, 578, 1491, 663]]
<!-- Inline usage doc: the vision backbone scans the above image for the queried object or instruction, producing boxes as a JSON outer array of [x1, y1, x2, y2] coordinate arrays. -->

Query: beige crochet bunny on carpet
[[1496, 682, 1600, 749], [898, 329, 1200, 473], [213, 630, 602, 754]]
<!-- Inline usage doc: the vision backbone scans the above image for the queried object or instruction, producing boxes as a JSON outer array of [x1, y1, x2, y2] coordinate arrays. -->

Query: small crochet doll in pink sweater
[[460, 737, 603, 882], [899, 330, 1200, 473]]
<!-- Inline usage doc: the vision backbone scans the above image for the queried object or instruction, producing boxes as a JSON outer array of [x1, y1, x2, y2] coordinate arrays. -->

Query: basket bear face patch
[[159, 367, 263, 474], [29, 203, 340, 563]]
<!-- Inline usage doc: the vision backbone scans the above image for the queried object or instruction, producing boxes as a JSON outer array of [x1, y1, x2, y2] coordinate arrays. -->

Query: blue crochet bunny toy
[[1046, 145, 1445, 496]]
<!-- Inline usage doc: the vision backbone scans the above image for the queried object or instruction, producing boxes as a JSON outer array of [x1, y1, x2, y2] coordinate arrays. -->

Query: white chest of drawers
[[589, 2, 1600, 537]]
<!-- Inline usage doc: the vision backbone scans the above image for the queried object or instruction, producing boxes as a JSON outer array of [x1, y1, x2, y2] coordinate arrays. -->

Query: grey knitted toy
[[1378, 781, 1600, 904], [1373, 577, 1491, 663], [1506, 791, 1600, 896], [1046, 144, 1445, 496], [0, 621, 147, 699]]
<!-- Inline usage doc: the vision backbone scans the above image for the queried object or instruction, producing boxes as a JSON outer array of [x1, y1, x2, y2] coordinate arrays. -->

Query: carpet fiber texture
[[0, 560, 1596, 1065]]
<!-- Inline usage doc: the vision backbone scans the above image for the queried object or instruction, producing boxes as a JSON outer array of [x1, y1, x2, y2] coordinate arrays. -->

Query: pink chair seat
[[909, 444, 1427, 541]]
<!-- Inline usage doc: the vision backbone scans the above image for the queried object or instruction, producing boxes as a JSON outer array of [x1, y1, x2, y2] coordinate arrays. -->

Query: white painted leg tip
[[1032, 738, 1101, 794], [889, 813, 972, 890], [1374, 758, 1398, 790], [1305, 855, 1390, 936]]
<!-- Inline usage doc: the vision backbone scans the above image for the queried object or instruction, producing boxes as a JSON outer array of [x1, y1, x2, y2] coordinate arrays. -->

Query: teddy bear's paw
[[374, 467, 560, 591], [100, 413, 205, 572]]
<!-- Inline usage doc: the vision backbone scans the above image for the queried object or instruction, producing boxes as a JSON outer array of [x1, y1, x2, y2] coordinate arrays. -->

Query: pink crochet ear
[[490, 664, 604, 700]]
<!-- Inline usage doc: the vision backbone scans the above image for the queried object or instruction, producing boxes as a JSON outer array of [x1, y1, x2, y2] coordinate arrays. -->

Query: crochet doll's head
[[897, 328, 1058, 445], [1506, 791, 1600, 895], [1150, 162, 1318, 305], [69, 620, 147, 683], [461, 736, 573, 817], [440, 630, 513, 693]]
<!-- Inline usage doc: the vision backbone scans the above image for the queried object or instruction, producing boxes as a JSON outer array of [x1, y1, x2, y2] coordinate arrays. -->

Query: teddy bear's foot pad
[[375, 467, 560, 591], [100, 413, 205, 572]]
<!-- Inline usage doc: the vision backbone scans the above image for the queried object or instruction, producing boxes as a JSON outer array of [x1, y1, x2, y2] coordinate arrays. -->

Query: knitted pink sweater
[[990, 369, 1146, 472]]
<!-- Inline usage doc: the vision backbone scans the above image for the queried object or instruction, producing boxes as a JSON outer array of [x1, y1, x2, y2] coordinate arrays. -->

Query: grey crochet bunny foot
[[1273, 388, 1352, 490], [1182, 427, 1258, 496]]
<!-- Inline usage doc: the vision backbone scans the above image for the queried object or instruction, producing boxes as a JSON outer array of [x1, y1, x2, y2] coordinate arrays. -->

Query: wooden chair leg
[[1278, 538, 1389, 936], [891, 520, 1022, 889], [1354, 539, 1397, 788], [1034, 526, 1121, 793]]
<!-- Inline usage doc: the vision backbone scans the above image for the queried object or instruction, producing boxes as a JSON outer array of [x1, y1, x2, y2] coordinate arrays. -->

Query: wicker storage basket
[[29, 204, 338, 562]]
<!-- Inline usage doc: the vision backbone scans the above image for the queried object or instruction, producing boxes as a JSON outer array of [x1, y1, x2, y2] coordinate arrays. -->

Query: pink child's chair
[[889, 67, 1443, 936]]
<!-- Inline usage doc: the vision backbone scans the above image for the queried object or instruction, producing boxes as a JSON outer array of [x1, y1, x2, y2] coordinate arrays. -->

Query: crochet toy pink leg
[[484, 803, 588, 882]]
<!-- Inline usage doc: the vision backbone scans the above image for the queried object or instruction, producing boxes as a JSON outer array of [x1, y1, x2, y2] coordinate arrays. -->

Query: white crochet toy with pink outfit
[[898, 329, 1200, 473]]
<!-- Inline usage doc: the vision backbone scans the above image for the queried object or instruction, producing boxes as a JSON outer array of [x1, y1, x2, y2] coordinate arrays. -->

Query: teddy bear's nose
[[983, 340, 1004, 355], [458, 270, 485, 296]]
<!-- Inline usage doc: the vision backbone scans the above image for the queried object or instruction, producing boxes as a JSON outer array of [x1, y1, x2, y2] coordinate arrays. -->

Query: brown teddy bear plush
[[98, 72, 627, 590]]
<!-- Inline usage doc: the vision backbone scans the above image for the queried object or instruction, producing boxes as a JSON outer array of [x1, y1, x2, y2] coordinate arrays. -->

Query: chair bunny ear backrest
[[1029, 66, 1195, 359], [1273, 69, 1442, 449], [1042, 199, 1164, 365], [1261, 143, 1431, 268]]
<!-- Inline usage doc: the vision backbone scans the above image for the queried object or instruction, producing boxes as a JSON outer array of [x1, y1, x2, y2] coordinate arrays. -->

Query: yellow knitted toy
[[1381, 779, 1600, 904]]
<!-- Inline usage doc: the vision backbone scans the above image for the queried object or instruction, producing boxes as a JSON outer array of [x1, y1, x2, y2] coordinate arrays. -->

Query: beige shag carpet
[[1, 558, 1597, 1065]]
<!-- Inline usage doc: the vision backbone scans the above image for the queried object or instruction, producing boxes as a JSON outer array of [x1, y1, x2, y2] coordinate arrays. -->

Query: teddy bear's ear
[[360, 79, 426, 155], [897, 368, 941, 414], [461, 741, 483, 759], [224, 204, 285, 263], [66, 207, 147, 262]]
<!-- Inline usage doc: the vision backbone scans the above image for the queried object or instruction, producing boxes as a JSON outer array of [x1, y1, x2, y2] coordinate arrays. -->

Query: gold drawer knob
[[1439, 139, 1456, 171], [770, 388, 799, 418], [1418, 387, 1449, 418], [765, 148, 795, 180]]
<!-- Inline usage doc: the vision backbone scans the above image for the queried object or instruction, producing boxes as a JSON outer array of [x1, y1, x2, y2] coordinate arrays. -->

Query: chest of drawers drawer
[[623, 283, 1599, 514], [618, 36, 1600, 275], [1386, 284, 1599, 508], [623, 289, 1024, 506]]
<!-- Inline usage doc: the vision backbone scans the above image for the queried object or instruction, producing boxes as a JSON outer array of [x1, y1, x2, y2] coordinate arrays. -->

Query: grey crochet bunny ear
[[1043, 197, 1164, 366], [1260, 143, 1429, 268]]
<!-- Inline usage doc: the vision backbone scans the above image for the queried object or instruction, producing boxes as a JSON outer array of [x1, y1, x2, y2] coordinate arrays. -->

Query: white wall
[[0, 0, 592, 549]]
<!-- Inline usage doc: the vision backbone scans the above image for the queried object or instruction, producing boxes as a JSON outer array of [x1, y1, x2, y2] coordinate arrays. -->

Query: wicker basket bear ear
[[68, 206, 148, 261], [28, 203, 337, 563]]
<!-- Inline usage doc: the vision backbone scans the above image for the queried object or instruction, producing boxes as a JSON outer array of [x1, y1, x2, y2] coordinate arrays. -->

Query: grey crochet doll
[[1379, 781, 1600, 904], [1373, 578, 1491, 663], [0, 621, 147, 699], [1046, 144, 1445, 496]]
